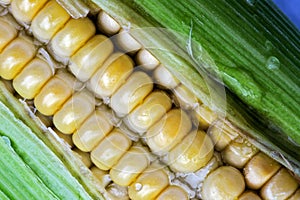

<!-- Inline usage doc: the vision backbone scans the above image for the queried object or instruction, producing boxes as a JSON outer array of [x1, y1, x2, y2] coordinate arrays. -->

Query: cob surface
[[0, 0, 299, 199]]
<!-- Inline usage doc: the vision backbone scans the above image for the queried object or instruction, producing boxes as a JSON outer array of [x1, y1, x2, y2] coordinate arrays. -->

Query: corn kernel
[[110, 146, 150, 186], [244, 152, 281, 190], [88, 53, 133, 98], [116, 29, 142, 53], [261, 168, 298, 200], [207, 120, 239, 151], [97, 11, 120, 35], [156, 185, 189, 200], [11, 0, 48, 23], [13, 57, 53, 99], [222, 136, 259, 169], [91, 129, 132, 170], [153, 65, 180, 89], [128, 166, 169, 200], [168, 130, 214, 172], [0, 36, 36, 80], [124, 91, 172, 134], [49, 18, 95, 62], [146, 109, 192, 156], [72, 106, 113, 152], [90, 166, 110, 188], [136, 49, 159, 70], [31, 0, 70, 42], [73, 148, 92, 168], [69, 35, 114, 82], [0, 18, 17, 52], [110, 71, 153, 117], [238, 191, 262, 200], [173, 84, 199, 110], [201, 166, 245, 200], [53, 89, 95, 134], [288, 189, 300, 200], [34, 70, 76, 116], [193, 105, 218, 130]]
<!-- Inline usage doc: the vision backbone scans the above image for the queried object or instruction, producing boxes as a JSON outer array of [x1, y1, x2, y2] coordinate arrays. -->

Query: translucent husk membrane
[[86, 0, 300, 177]]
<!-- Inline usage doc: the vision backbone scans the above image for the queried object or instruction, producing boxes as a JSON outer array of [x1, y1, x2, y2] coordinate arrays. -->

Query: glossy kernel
[[128, 166, 169, 200], [11, 0, 48, 23], [110, 146, 150, 186], [49, 18, 95, 62], [153, 65, 180, 89], [34, 71, 76, 116], [0, 18, 17, 52], [91, 129, 132, 170], [53, 89, 95, 134], [13, 58, 53, 99], [69, 35, 114, 82], [0, 37, 36, 80], [173, 84, 199, 110], [88, 53, 133, 98], [239, 191, 262, 200], [260, 168, 298, 200], [201, 166, 245, 200], [244, 152, 281, 190], [110, 71, 153, 117], [156, 185, 189, 200], [31, 0, 71, 43], [168, 130, 214, 172], [72, 106, 113, 152], [146, 109, 192, 156], [124, 91, 172, 134]]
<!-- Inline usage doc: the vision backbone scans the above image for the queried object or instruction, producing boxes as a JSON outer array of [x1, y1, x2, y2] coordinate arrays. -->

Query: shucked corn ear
[[0, 0, 299, 199]]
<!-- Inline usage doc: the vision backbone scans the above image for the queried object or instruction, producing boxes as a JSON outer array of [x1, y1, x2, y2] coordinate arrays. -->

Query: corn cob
[[0, 0, 299, 200]]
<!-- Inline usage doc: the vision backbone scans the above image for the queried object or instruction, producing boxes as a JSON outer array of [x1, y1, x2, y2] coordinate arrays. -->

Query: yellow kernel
[[261, 168, 298, 200], [110, 71, 153, 117], [34, 71, 76, 116], [207, 120, 239, 151], [0, 36, 36, 80], [222, 136, 259, 169], [238, 191, 262, 200], [11, 0, 48, 23], [193, 105, 218, 130], [153, 65, 180, 89], [49, 18, 95, 62], [91, 129, 132, 171], [146, 109, 192, 156], [31, 0, 71, 43], [72, 107, 113, 152], [72, 148, 92, 168], [244, 152, 281, 190], [124, 91, 172, 134], [288, 189, 300, 200], [201, 166, 245, 200], [136, 49, 159, 70], [128, 166, 169, 200], [88, 53, 133, 98], [97, 11, 120, 35], [110, 146, 150, 186], [168, 130, 214, 172], [53, 89, 95, 134], [13, 57, 53, 99], [0, 18, 17, 52], [156, 185, 189, 200], [173, 84, 199, 110], [69, 35, 114, 82]]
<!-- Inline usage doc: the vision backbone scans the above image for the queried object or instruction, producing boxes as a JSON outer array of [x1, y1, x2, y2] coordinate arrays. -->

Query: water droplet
[[134, 183, 143, 191], [266, 56, 280, 70], [265, 40, 273, 51], [246, 0, 257, 6]]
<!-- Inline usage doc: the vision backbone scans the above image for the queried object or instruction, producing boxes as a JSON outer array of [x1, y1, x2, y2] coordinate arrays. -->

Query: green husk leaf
[[91, 0, 300, 176], [0, 81, 104, 200]]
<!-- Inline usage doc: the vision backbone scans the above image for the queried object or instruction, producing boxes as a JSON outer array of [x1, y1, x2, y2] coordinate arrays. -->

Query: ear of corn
[[90, 0, 300, 176], [0, 0, 299, 199]]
